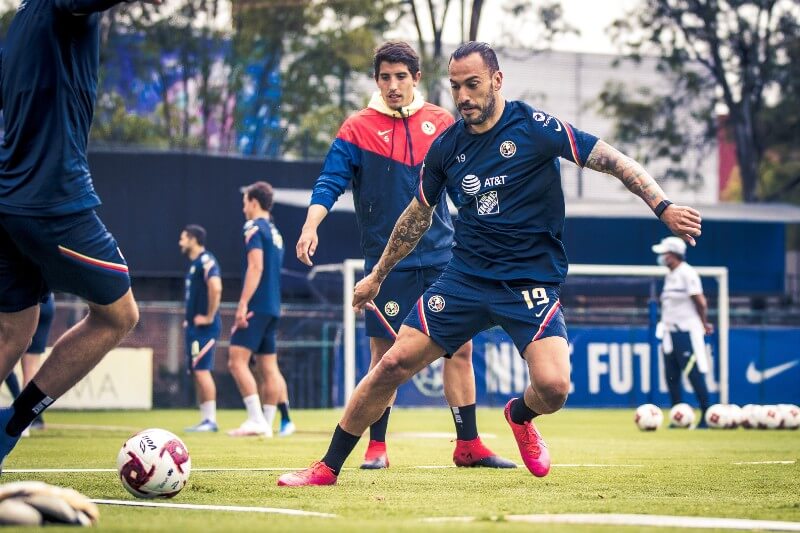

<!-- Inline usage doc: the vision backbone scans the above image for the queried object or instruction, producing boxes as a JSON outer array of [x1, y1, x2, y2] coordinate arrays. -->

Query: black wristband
[[654, 199, 673, 219]]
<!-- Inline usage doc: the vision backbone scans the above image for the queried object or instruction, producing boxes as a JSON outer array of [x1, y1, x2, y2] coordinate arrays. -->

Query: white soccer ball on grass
[[668, 403, 695, 428], [117, 428, 191, 499], [704, 403, 730, 429], [758, 405, 783, 429], [634, 404, 664, 431], [777, 404, 800, 429]]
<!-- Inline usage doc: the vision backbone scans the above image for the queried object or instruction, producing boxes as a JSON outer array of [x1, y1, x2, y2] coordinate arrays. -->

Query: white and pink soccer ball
[[704, 403, 731, 429], [741, 404, 761, 429], [778, 404, 800, 429], [668, 403, 695, 428], [725, 404, 743, 428], [635, 404, 664, 431], [757, 405, 784, 429], [117, 428, 191, 499]]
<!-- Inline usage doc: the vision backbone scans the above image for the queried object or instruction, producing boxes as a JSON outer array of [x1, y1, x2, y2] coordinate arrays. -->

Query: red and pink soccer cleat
[[503, 400, 551, 477], [277, 461, 337, 487], [360, 440, 389, 469], [453, 437, 517, 468]]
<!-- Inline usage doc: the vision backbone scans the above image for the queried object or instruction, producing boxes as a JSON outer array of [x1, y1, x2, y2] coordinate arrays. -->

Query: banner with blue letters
[[334, 326, 800, 408]]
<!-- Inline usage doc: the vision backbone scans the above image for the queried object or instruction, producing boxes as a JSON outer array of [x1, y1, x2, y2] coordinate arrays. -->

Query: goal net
[[326, 260, 728, 407]]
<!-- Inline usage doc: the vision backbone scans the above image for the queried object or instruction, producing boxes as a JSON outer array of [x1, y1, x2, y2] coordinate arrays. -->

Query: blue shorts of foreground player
[[186, 325, 221, 372], [230, 311, 278, 354], [0, 210, 130, 312], [404, 268, 567, 356], [365, 266, 445, 340]]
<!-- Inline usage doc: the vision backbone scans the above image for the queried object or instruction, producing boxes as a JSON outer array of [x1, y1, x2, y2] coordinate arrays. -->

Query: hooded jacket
[[310, 90, 455, 271]]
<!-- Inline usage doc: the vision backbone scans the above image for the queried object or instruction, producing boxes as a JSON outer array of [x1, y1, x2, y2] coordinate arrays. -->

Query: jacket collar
[[367, 90, 425, 118]]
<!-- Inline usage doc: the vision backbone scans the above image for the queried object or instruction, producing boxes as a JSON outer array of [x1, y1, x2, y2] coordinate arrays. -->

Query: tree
[[603, 0, 800, 202]]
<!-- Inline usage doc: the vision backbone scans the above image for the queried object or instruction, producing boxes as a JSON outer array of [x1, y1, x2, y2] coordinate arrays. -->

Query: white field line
[[422, 513, 800, 531], [91, 499, 336, 518], [732, 460, 796, 465]]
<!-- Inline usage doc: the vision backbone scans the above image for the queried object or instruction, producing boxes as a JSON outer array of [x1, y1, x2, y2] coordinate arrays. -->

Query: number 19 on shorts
[[521, 288, 549, 309]]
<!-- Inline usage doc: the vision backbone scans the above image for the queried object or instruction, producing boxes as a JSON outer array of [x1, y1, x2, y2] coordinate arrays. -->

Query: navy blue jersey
[[0, 0, 125, 216], [243, 217, 283, 316], [417, 101, 598, 283], [184, 250, 221, 326]]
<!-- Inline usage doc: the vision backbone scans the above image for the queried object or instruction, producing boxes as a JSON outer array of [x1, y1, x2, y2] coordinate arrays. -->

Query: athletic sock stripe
[[532, 300, 561, 342], [192, 339, 216, 368], [416, 297, 430, 336], [58, 245, 129, 273], [365, 302, 398, 339]]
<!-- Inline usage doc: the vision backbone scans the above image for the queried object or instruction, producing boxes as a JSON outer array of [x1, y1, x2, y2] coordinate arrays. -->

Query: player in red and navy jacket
[[296, 41, 514, 471]]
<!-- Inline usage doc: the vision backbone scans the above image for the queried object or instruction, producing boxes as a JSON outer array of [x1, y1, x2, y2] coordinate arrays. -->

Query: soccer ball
[[704, 403, 730, 429], [741, 404, 760, 429], [668, 403, 695, 428], [634, 404, 663, 431], [758, 405, 783, 429], [778, 404, 800, 429], [117, 428, 191, 499], [726, 404, 743, 429]]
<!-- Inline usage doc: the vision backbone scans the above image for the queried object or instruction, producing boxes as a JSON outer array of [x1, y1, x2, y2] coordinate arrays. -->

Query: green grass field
[[2, 408, 798, 531]]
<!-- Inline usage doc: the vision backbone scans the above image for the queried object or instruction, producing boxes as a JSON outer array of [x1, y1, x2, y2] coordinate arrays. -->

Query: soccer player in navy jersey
[[179, 225, 222, 433], [228, 181, 294, 438], [296, 41, 512, 469], [278, 41, 702, 486], [0, 0, 161, 471]]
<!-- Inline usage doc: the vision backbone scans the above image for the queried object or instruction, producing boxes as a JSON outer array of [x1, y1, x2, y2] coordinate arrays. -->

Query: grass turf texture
[[1, 408, 798, 532]]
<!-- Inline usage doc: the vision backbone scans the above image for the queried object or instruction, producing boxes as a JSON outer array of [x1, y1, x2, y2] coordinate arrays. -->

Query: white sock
[[243, 394, 266, 424], [200, 401, 216, 423], [262, 404, 277, 428]]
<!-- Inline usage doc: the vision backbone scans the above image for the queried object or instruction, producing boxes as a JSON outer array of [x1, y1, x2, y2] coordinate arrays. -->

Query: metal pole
[[343, 260, 357, 403], [718, 269, 730, 404]]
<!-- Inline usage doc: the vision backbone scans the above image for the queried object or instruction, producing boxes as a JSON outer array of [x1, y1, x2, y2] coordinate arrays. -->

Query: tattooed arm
[[352, 198, 434, 310], [584, 140, 703, 245]]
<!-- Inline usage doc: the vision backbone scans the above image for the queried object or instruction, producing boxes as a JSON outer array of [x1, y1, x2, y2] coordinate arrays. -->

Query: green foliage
[[3, 408, 799, 531], [603, 0, 800, 202]]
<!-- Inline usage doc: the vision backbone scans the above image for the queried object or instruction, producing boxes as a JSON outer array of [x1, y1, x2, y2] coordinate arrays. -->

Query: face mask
[[657, 254, 668, 266]]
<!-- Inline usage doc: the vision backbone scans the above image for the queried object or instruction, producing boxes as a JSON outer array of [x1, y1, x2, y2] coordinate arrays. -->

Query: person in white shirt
[[652, 236, 713, 428]]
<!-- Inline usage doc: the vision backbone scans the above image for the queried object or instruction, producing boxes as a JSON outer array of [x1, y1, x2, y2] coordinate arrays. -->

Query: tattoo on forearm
[[585, 141, 664, 208], [374, 201, 433, 280]]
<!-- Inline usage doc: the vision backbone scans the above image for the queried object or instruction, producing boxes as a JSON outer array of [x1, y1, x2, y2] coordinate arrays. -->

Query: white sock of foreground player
[[243, 394, 267, 424], [200, 400, 216, 423], [262, 404, 277, 428]]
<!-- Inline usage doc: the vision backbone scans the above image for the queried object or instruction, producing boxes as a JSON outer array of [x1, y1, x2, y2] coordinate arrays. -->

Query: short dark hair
[[183, 224, 207, 246], [373, 41, 420, 80], [242, 181, 274, 211], [449, 41, 500, 74]]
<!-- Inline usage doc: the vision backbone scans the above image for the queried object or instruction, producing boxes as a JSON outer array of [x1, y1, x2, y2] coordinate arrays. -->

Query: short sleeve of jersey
[[200, 254, 220, 280], [683, 266, 703, 296], [243, 222, 264, 253], [416, 136, 448, 207], [529, 109, 599, 168]]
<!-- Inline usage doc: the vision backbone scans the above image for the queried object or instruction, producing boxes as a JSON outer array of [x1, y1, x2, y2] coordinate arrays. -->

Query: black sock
[[369, 407, 391, 442], [4, 374, 21, 399], [278, 402, 291, 423], [321, 425, 361, 475], [451, 404, 478, 440], [6, 381, 53, 437], [509, 397, 538, 425]]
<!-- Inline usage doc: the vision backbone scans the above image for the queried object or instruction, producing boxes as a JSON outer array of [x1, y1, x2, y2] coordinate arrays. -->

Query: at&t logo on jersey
[[461, 174, 481, 195], [427, 295, 445, 312], [477, 191, 499, 215]]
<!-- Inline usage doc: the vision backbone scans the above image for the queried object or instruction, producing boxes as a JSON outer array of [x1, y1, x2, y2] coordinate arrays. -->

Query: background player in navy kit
[[278, 41, 703, 487], [651, 236, 713, 428], [228, 181, 294, 438], [3, 293, 55, 434], [296, 41, 511, 469], [0, 0, 161, 470], [179, 225, 222, 433]]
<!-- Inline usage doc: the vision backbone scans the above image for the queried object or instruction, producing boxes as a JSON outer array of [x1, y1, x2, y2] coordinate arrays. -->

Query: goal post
[[337, 260, 729, 405]]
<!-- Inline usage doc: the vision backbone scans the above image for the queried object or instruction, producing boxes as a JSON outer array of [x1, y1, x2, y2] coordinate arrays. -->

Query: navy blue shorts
[[27, 293, 55, 354], [185, 325, 220, 372], [403, 268, 567, 355], [366, 266, 445, 340], [230, 311, 278, 355], [0, 210, 130, 312]]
